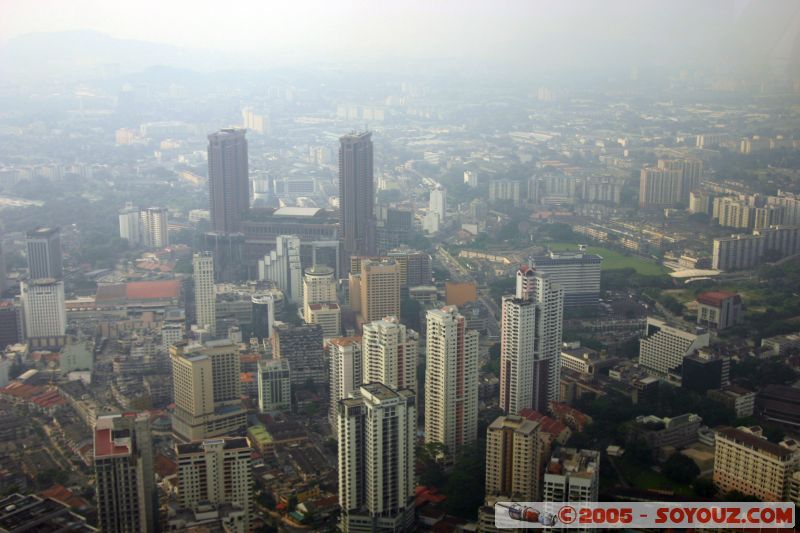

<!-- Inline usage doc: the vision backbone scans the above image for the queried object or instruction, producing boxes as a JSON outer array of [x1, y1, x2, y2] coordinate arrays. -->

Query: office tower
[[177, 437, 253, 532], [140, 207, 169, 248], [338, 383, 416, 532], [658, 159, 703, 204], [463, 170, 478, 188], [170, 340, 246, 442], [682, 348, 731, 394], [193, 252, 216, 336], [26, 226, 62, 280], [543, 448, 600, 502], [713, 426, 800, 502], [349, 258, 400, 323], [485, 415, 543, 501], [329, 336, 362, 430], [339, 132, 376, 270], [257, 358, 292, 413], [638, 317, 709, 377], [258, 235, 302, 303], [119, 203, 142, 244], [638, 166, 681, 208], [530, 251, 601, 307], [502, 266, 564, 413], [94, 413, 157, 533], [272, 323, 325, 385], [386, 247, 432, 288], [251, 293, 275, 341], [303, 265, 340, 337], [306, 303, 341, 338], [0, 301, 19, 349], [424, 306, 479, 455], [429, 186, 446, 223], [362, 316, 417, 391], [208, 128, 249, 234], [20, 279, 66, 348]]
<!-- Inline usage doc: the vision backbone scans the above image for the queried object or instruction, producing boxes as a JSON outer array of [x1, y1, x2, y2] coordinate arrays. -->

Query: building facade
[[20, 278, 66, 348], [638, 317, 709, 377], [362, 316, 417, 391], [530, 251, 601, 307], [208, 128, 249, 234], [257, 358, 292, 413], [272, 323, 325, 385], [485, 415, 543, 501], [193, 252, 216, 336], [329, 336, 362, 431], [339, 132, 376, 271], [26, 226, 62, 280]]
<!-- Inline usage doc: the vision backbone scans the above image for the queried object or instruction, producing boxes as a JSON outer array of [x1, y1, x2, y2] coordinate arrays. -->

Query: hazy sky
[[0, 0, 787, 73]]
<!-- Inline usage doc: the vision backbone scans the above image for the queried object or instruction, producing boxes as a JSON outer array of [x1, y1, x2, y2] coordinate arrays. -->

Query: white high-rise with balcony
[[362, 316, 418, 392], [193, 252, 216, 336]]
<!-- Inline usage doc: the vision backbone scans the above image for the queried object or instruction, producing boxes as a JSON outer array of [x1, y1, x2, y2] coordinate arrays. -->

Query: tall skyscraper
[[658, 158, 703, 204], [424, 306, 479, 456], [94, 413, 157, 533], [362, 316, 417, 391], [339, 132, 376, 271], [257, 358, 292, 413], [26, 226, 62, 280], [251, 293, 275, 341], [193, 252, 216, 336], [501, 266, 564, 414], [338, 383, 416, 532], [176, 437, 253, 532], [140, 207, 169, 248], [639, 166, 682, 208], [170, 340, 246, 442], [208, 128, 249, 234], [349, 258, 401, 324], [329, 336, 362, 431], [429, 186, 446, 223], [20, 278, 66, 349], [258, 235, 302, 303], [530, 251, 602, 307], [485, 415, 543, 501]]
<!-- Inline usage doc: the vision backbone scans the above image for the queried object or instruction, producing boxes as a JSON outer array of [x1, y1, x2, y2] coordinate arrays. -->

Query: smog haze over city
[[1, 1, 800, 532]]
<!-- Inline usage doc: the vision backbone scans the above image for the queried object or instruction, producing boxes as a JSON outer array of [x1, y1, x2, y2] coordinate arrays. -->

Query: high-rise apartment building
[[489, 180, 522, 207], [501, 267, 564, 414], [119, 203, 142, 244], [20, 278, 66, 349], [485, 415, 543, 501], [241, 107, 269, 135], [530, 251, 601, 307], [177, 437, 253, 533], [712, 225, 800, 271], [339, 132, 376, 271], [303, 265, 340, 337], [272, 323, 325, 385], [338, 383, 416, 532], [306, 303, 341, 338], [714, 426, 800, 501], [362, 316, 417, 391], [329, 336, 362, 430], [429, 186, 446, 223], [170, 340, 246, 442], [94, 413, 157, 533], [657, 159, 703, 204], [638, 317, 709, 377], [193, 252, 216, 336], [258, 235, 302, 303], [543, 448, 600, 503], [638, 166, 681, 208], [251, 293, 274, 341], [26, 226, 62, 280], [141, 207, 169, 248], [464, 170, 478, 188], [257, 358, 292, 413], [208, 129, 249, 234], [349, 258, 400, 324], [386, 247, 432, 288], [424, 306, 479, 455]]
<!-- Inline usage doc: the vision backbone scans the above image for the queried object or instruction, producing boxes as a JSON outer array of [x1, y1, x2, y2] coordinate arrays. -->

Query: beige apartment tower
[[362, 316, 418, 392], [349, 257, 401, 324], [485, 415, 544, 501]]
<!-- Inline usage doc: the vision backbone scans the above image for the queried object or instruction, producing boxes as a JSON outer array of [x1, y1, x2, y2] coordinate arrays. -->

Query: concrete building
[[634, 413, 702, 451], [682, 348, 730, 393], [170, 340, 246, 442], [208, 128, 249, 234], [176, 437, 253, 533], [638, 318, 709, 377], [259, 235, 302, 304], [303, 265, 339, 337], [338, 383, 416, 532], [714, 426, 800, 501], [193, 252, 216, 336], [689, 191, 713, 215], [708, 386, 756, 418], [485, 415, 543, 501], [251, 293, 275, 341], [340, 132, 376, 271], [306, 303, 341, 338], [242, 107, 269, 134], [696, 291, 743, 330], [0, 494, 97, 532], [639, 166, 681, 207], [501, 267, 563, 414], [257, 358, 292, 413], [329, 336, 362, 432], [119, 203, 142, 244], [386, 247, 432, 288], [424, 306, 479, 456], [140, 207, 169, 248], [444, 281, 477, 307], [362, 316, 417, 392], [349, 258, 400, 324], [464, 170, 478, 188], [60, 336, 94, 375], [94, 413, 157, 533], [272, 323, 325, 385], [712, 225, 800, 271], [531, 251, 601, 307], [543, 448, 600, 503], [658, 159, 703, 204], [26, 226, 62, 280], [20, 278, 66, 349], [429, 186, 446, 223], [489, 180, 522, 207], [162, 322, 185, 350]]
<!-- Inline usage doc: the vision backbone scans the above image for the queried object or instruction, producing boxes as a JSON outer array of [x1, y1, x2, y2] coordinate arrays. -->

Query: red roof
[[94, 428, 130, 458], [40, 484, 89, 509], [153, 453, 177, 478], [126, 280, 181, 300], [519, 408, 568, 437], [241, 372, 256, 383], [415, 486, 447, 507], [697, 291, 740, 307]]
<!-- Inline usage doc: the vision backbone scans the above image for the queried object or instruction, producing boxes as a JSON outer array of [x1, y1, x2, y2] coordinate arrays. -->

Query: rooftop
[[93, 428, 131, 459], [715, 426, 795, 459], [273, 206, 322, 217], [697, 291, 741, 307]]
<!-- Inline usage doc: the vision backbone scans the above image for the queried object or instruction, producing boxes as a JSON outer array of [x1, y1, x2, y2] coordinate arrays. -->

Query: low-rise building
[[708, 385, 756, 418], [696, 291, 743, 330], [634, 413, 702, 451]]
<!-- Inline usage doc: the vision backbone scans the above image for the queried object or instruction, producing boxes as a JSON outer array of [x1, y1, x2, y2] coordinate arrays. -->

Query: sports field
[[548, 242, 668, 276]]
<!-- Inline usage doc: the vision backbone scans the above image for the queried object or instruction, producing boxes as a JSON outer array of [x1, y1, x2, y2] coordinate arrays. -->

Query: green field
[[548, 242, 668, 276]]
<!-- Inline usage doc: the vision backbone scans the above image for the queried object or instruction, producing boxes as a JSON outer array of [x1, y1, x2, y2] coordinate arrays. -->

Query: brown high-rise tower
[[208, 128, 249, 234], [339, 132, 375, 272]]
